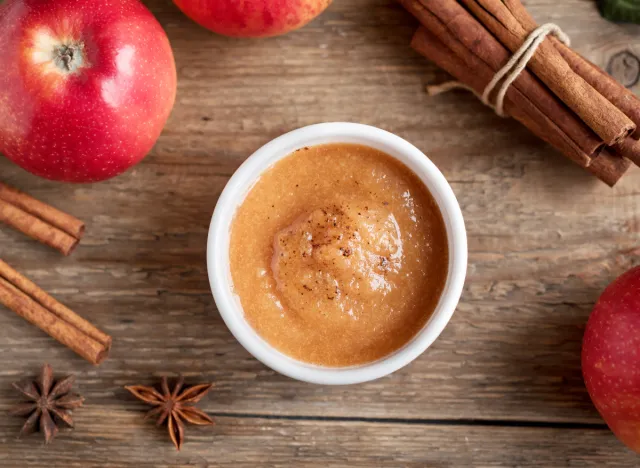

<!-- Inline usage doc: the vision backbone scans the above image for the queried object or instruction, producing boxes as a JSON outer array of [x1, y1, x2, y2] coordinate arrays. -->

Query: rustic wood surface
[[1, 0, 640, 465]]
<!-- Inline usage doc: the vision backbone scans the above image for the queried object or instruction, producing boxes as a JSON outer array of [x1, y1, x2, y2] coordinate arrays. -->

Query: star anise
[[9, 364, 84, 444], [125, 375, 214, 450]]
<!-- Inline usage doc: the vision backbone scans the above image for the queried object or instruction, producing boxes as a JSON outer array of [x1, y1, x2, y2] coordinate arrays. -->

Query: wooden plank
[[0, 0, 639, 451], [0, 413, 636, 467]]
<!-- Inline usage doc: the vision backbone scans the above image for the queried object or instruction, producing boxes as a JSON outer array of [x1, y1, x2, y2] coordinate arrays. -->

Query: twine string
[[428, 23, 571, 117]]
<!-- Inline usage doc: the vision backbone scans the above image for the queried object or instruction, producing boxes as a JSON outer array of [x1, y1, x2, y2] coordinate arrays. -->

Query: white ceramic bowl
[[207, 123, 467, 385]]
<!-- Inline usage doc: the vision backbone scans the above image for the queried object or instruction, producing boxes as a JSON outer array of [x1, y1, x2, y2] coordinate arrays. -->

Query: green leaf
[[599, 0, 640, 23]]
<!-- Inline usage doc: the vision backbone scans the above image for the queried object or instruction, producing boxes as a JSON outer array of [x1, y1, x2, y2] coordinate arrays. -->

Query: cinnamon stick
[[459, 0, 636, 146], [0, 259, 110, 365], [558, 44, 640, 140], [587, 150, 632, 187], [0, 183, 85, 238], [613, 137, 640, 167], [0, 182, 84, 256]]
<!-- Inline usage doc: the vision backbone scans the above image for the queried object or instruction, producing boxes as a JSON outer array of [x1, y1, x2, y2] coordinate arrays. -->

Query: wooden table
[[1, 0, 640, 465]]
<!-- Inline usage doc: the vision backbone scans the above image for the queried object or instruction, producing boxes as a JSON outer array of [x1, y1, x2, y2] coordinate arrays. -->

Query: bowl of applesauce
[[207, 123, 467, 384]]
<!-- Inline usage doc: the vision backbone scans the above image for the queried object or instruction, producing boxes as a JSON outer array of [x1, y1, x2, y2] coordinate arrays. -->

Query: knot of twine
[[429, 23, 571, 117]]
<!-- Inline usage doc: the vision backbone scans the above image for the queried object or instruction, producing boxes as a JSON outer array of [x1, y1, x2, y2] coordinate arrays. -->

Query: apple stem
[[58, 46, 74, 71], [54, 44, 83, 73]]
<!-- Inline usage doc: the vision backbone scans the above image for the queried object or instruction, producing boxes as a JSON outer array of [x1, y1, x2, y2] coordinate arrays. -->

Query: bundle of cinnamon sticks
[[400, 0, 640, 185]]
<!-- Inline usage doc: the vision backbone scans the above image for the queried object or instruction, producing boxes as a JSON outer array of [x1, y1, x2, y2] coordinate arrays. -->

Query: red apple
[[0, 0, 176, 183], [583, 266, 640, 452], [173, 0, 332, 38]]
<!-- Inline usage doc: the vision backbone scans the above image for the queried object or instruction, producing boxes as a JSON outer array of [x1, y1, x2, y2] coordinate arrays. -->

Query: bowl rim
[[207, 122, 467, 385]]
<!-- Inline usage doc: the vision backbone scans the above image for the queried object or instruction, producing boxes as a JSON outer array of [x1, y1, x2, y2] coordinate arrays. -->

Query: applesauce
[[229, 144, 448, 367]]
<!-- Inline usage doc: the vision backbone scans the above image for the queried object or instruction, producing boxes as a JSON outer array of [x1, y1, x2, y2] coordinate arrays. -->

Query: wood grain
[[0, 412, 637, 467], [1, 0, 640, 465]]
